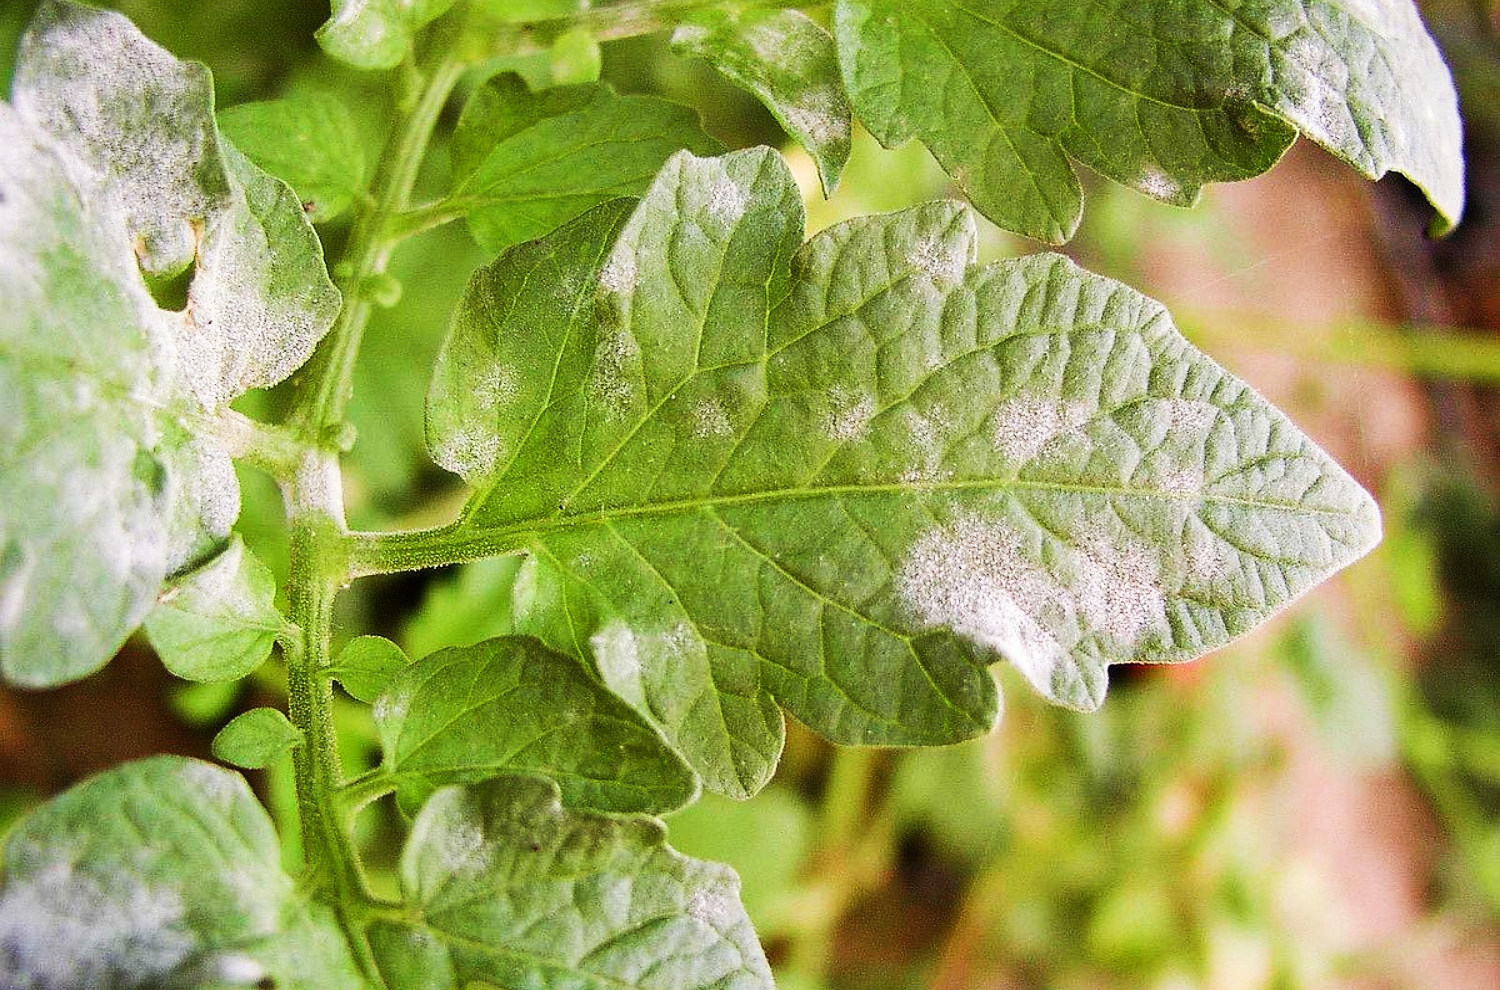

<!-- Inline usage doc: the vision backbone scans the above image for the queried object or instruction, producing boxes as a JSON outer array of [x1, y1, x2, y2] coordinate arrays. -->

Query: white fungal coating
[[1136, 169, 1182, 201], [590, 332, 642, 417], [432, 426, 502, 482], [906, 234, 967, 285], [598, 250, 639, 295], [826, 387, 876, 443], [691, 399, 734, 438], [990, 399, 1089, 463], [591, 619, 647, 709], [704, 175, 750, 225]]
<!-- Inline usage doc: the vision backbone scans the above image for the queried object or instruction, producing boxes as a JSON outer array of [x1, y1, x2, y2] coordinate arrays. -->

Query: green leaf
[[144, 536, 284, 682], [317, 0, 456, 70], [833, 0, 1464, 243], [218, 92, 368, 222], [448, 73, 720, 255], [375, 636, 698, 814], [426, 149, 1380, 797], [373, 775, 772, 990], [0, 756, 363, 989], [1, 1, 338, 686], [329, 634, 410, 703], [213, 707, 304, 769], [673, 9, 852, 194]]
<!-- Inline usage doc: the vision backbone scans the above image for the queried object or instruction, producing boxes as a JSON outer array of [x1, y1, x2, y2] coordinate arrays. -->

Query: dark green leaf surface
[[144, 535, 284, 682], [0, 2, 338, 686], [448, 73, 720, 255], [428, 149, 1380, 797], [377, 775, 772, 990], [375, 636, 698, 814], [0, 756, 362, 989], [329, 634, 410, 703], [219, 92, 368, 222], [213, 707, 304, 769], [317, 0, 455, 70], [834, 0, 1464, 243], [673, 9, 852, 194]]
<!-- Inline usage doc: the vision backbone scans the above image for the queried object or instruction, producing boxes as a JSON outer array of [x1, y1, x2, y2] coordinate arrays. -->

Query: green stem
[[342, 520, 528, 579], [287, 52, 466, 442]]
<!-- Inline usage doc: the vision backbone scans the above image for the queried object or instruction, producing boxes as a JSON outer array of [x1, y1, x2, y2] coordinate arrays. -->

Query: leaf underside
[[834, 0, 1464, 243], [0, 0, 334, 686], [426, 148, 1381, 798], [371, 774, 773, 990]]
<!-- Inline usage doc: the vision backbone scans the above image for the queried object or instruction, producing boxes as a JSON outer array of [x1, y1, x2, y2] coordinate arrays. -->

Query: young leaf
[[673, 9, 853, 194], [213, 707, 305, 769], [329, 633, 410, 702], [372, 775, 772, 990], [218, 91, 369, 223], [0, 756, 363, 989], [374, 636, 698, 814], [1, 1, 339, 686], [425, 149, 1381, 797], [834, 0, 1464, 243], [317, 0, 456, 70], [144, 535, 285, 682], [447, 73, 721, 255]]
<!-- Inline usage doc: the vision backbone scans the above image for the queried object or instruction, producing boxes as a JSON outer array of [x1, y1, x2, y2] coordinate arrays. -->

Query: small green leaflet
[[834, 0, 1464, 243], [329, 633, 410, 702], [369, 775, 772, 990], [0, 757, 363, 989], [426, 149, 1380, 797], [213, 707, 304, 769], [0, 1, 338, 687], [448, 73, 721, 255], [317, 0, 456, 70], [374, 636, 697, 814], [144, 535, 285, 682], [673, 8, 852, 194], [218, 92, 368, 223]]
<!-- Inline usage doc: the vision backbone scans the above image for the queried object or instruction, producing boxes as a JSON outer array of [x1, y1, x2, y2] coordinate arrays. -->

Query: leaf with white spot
[[316, 0, 456, 70], [447, 73, 720, 255], [673, 9, 852, 194], [834, 0, 1464, 243], [374, 636, 697, 814], [0, 756, 363, 990], [0, 2, 338, 686], [144, 536, 285, 682], [369, 775, 771, 990], [423, 148, 1380, 797]]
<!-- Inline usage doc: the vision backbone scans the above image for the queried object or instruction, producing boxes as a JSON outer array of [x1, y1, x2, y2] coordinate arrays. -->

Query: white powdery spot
[[991, 399, 1089, 463], [472, 362, 518, 410], [1186, 536, 1237, 585], [907, 235, 967, 285], [1158, 470, 1205, 499], [826, 387, 876, 443], [1070, 531, 1167, 642], [0, 862, 193, 988], [1160, 398, 1217, 433], [686, 888, 732, 927], [212, 954, 267, 985], [437, 806, 491, 877], [691, 399, 733, 439], [179, 760, 241, 807], [433, 426, 502, 481], [591, 619, 647, 709], [895, 516, 1065, 694], [590, 332, 642, 417], [598, 250, 639, 295], [704, 175, 750, 226], [1137, 169, 1182, 201], [780, 94, 851, 147], [373, 687, 410, 726]]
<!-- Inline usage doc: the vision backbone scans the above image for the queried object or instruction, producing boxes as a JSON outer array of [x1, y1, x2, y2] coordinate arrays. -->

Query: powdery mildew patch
[[704, 174, 750, 226], [590, 331, 643, 417], [686, 888, 733, 927], [0, 860, 194, 988], [1068, 527, 1169, 642], [432, 426, 503, 482], [591, 619, 647, 710], [906, 234, 967, 285], [435, 798, 492, 877], [598, 250, 639, 295], [825, 386, 876, 443], [691, 399, 734, 439], [990, 398, 1090, 463]]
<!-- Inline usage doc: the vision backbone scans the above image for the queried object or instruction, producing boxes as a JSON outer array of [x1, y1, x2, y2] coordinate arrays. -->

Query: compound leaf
[[218, 91, 369, 223], [372, 775, 772, 990], [426, 148, 1380, 797], [448, 73, 720, 255], [374, 636, 698, 814], [0, 756, 363, 989], [144, 535, 285, 682], [0, 1, 338, 686], [834, 0, 1464, 243], [673, 9, 852, 194], [212, 707, 304, 769], [317, 0, 456, 70]]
